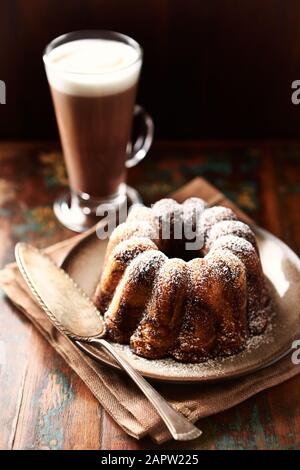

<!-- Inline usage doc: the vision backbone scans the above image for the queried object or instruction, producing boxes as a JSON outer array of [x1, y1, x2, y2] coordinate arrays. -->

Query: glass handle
[[125, 105, 154, 168]]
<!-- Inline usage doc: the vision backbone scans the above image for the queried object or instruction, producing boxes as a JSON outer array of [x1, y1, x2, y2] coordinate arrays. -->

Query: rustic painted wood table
[[0, 141, 300, 450]]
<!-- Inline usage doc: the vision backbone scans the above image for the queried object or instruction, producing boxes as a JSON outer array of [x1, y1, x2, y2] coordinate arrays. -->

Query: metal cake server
[[15, 242, 202, 442]]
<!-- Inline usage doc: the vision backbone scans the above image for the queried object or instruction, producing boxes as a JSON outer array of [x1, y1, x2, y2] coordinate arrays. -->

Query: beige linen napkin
[[0, 177, 299, 444]]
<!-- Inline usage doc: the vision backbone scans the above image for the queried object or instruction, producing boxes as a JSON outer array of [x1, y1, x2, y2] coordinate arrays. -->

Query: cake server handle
[[81, 337, 202, 441], [15, 242, 201, 443]]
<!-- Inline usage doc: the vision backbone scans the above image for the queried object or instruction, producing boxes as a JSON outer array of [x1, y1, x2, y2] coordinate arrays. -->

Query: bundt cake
[[93, 198, 273, 362]]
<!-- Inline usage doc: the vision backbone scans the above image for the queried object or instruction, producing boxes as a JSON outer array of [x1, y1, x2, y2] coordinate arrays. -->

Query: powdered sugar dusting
[[200, 206, 238, 239], [111, 318, 275, 378], [126, 250, 167, 284], [99, 197, 276, 365], [211, 234, 256, 257], [208, 220, 257, 250]]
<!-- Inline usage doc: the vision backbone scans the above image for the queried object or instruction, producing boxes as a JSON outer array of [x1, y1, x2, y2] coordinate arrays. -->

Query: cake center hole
[[162, 239, 204, 262]]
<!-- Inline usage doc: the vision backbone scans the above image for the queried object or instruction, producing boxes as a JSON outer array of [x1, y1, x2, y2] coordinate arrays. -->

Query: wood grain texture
[[12, 327, 102, 450], [0, 140, 300, 449]]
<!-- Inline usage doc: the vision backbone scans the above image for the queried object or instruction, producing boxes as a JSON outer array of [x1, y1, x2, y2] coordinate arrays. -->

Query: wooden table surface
[[0, 140, 300, 450]]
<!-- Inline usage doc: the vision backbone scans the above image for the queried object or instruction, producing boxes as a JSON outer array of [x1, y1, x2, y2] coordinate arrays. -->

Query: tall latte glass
[[43, 31, 153, 232]]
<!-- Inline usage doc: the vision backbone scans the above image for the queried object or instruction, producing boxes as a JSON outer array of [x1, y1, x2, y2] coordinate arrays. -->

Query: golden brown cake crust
[[130, 258, 188, 359], [93, 198, 273, 363]]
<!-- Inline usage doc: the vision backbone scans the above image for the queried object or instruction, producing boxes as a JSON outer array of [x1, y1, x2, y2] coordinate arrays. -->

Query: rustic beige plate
[[62, 227, 300, 383]]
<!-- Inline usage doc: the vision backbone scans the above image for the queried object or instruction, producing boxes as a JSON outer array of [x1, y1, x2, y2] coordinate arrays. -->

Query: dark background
[[1, 0, 300, 140]]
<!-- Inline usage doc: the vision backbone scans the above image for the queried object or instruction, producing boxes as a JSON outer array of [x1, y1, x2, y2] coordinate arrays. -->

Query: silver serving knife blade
[[14, 242, 202, 441], [15, 242, 105, 341]]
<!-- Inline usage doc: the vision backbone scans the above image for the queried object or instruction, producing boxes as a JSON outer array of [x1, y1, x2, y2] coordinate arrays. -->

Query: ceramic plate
[[62, 227, 300, 383]]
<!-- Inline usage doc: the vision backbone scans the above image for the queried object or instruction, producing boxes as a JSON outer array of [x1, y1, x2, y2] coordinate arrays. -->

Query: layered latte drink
[[45, 36, 141, 200]]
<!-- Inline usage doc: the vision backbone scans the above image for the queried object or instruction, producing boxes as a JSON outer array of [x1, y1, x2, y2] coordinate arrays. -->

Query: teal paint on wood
[[32, 367, 75, 450], [0, 208, 12, 217], [248, 403, 278, 449], [1, 141, 300, 449]]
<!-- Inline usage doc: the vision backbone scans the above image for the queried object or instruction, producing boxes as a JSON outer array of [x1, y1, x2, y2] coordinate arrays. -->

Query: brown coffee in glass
[[43, 31, 153, 232]]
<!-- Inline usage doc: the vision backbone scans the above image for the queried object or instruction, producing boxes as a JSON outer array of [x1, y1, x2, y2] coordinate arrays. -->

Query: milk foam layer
[[45, 39, 141, 97]]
